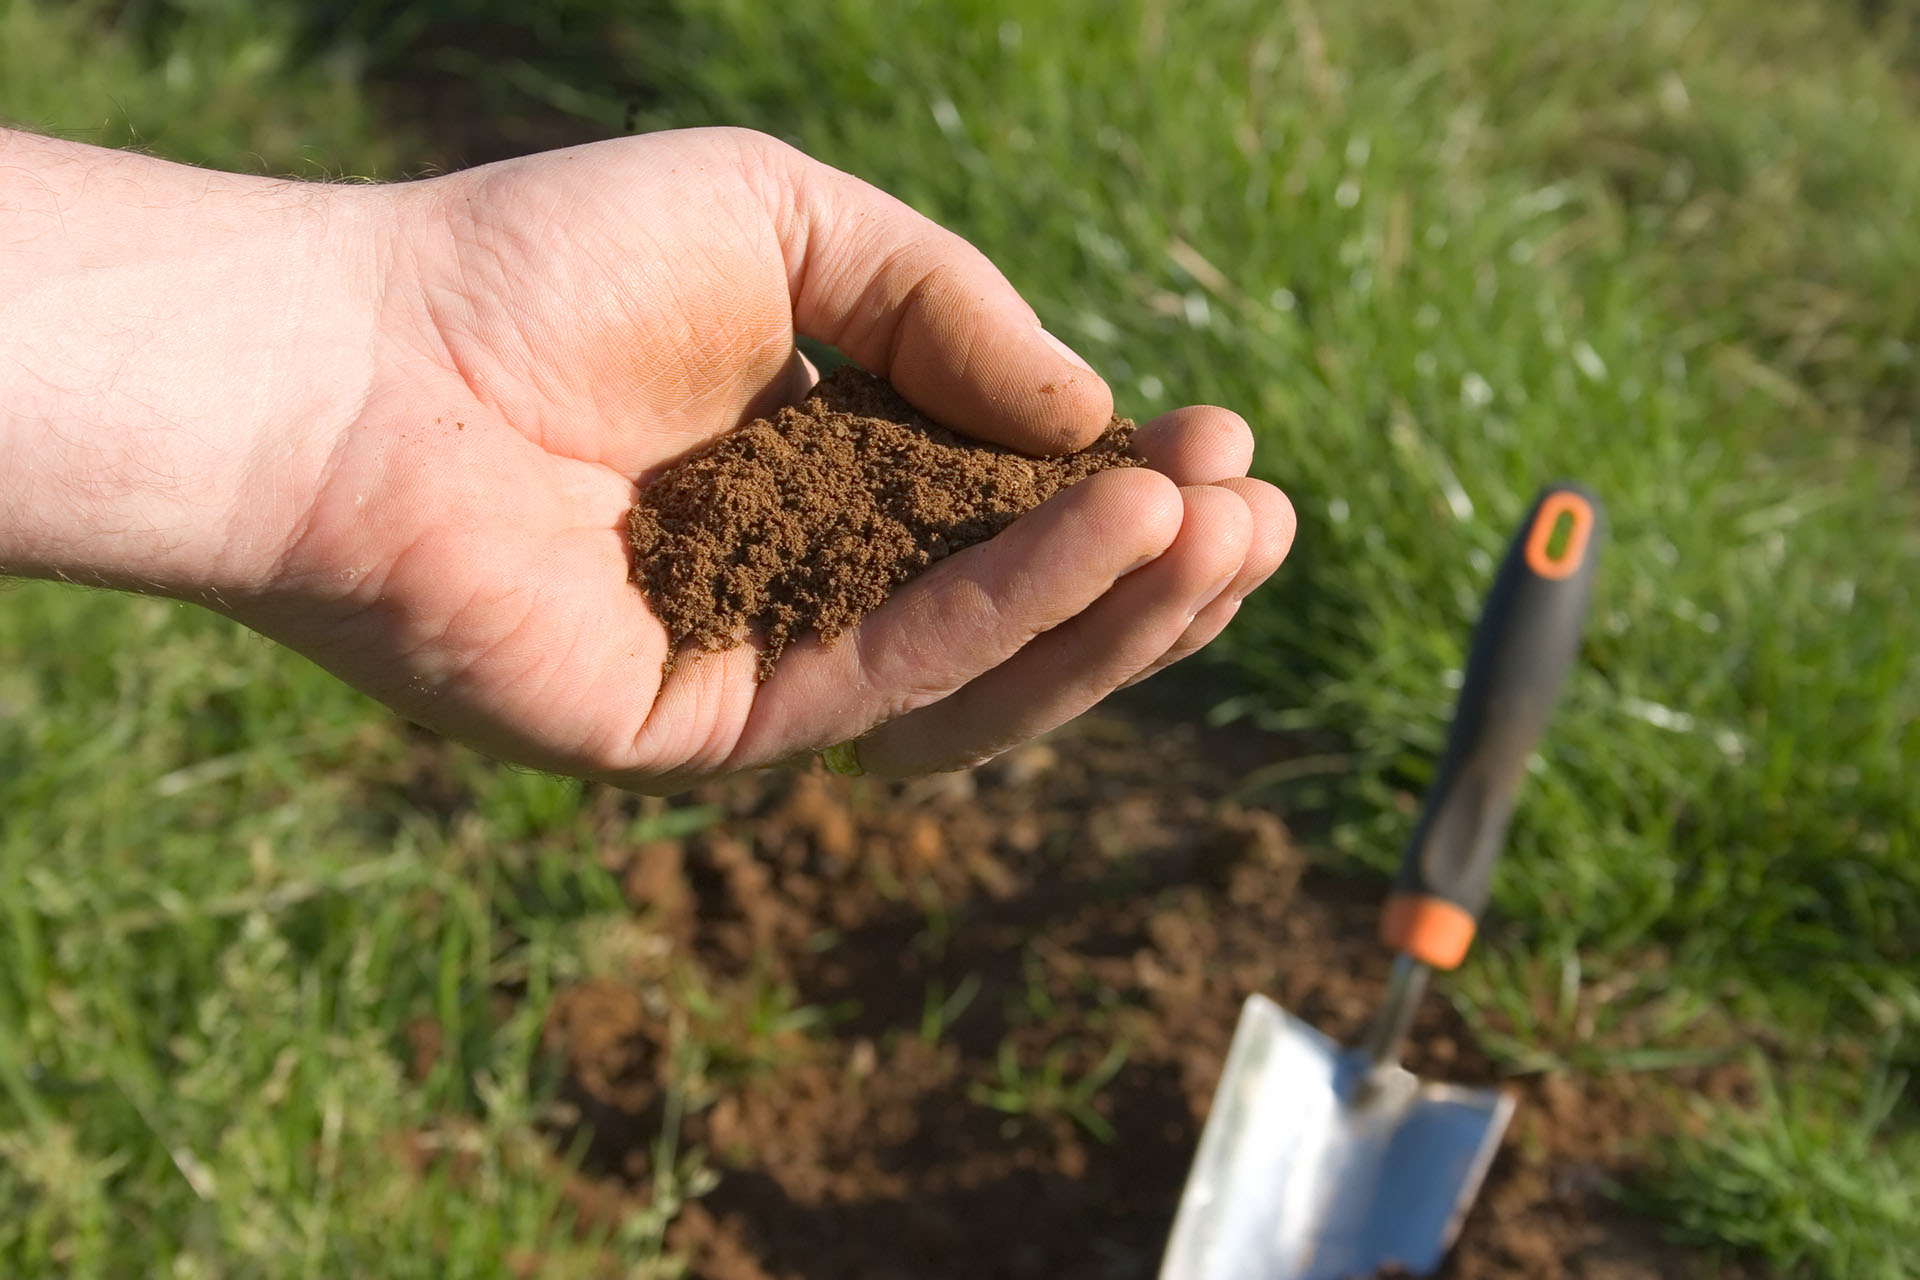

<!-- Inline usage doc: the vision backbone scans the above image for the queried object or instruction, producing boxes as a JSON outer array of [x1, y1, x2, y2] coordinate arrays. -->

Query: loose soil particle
[[531, 688, 1758, 1280], [627, 367, 1138, 678]]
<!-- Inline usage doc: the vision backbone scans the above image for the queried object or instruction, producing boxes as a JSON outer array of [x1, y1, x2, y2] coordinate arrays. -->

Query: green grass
[[1650, 1062, 1920, 1279], [0, 0, 404, 173], [4, 0, 1918, 1274], [969, 1038, 1131, 1145], [0, 586, 706, 1276]]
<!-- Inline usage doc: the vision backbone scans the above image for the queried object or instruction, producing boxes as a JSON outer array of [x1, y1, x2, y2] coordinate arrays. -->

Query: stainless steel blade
[[1160, 995, 1513, 1280]]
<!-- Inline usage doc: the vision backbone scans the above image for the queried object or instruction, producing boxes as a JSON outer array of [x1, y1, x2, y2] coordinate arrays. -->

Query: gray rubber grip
[[1389, 483, 1603, 936]]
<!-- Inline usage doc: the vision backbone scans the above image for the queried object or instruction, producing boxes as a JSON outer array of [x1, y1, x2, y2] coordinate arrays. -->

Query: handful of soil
[[628, 367, 1139, 679]]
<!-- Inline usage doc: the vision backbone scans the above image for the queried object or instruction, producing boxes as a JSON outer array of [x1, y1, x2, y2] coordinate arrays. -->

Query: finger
[[1122, 595, 1242, 689], [1211, 476, 1296, 603], [856, 483, 1254, 776], [755, 135, 1113, 455], [1121, 476, 1296, 686], [1129, 405, 1255, 483], [720, 466, 1185, 769]]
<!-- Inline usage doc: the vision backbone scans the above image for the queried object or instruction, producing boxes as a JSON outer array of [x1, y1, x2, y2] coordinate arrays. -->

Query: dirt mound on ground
[[627, 367, 1138, 678], [531, 693, 1753, 1280]]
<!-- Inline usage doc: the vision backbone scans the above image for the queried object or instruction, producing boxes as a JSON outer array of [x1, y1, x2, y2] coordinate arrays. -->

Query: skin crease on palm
[[0, 125, 1295, 792]]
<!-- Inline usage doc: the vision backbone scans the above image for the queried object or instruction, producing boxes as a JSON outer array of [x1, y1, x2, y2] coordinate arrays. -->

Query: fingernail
[[1038, 326, 1095, 373]]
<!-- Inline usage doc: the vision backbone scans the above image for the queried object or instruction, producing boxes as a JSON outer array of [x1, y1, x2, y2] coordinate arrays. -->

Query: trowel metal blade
[[1160, 994, 1513, 1280]]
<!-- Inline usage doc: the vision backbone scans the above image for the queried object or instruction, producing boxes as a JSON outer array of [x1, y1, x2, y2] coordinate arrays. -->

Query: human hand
[[1, 127, 1293, 789]]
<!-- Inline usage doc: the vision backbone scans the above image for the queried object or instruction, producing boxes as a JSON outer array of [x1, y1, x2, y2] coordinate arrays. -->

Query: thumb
[[752, 134, 1113, 455]]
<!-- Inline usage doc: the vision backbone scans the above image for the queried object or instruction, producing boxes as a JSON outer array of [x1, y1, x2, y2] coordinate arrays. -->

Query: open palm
[[246, 129, 1292, 789]]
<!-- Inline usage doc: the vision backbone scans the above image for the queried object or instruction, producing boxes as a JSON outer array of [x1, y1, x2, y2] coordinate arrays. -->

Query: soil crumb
[[628, 367, 1138, 679]]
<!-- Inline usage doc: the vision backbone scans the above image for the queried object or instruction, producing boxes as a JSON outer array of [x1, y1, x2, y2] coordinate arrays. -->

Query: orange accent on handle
[[1381, 894, 1478, 969], [1523, 491, 1595, 580]]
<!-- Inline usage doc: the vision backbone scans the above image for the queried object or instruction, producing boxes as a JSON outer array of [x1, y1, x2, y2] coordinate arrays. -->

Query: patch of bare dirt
[[532, 691, 1753, 1279]]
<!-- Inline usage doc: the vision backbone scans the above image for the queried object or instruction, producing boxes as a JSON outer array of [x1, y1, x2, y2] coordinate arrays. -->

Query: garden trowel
[[1160, 483, 1602, 1280]]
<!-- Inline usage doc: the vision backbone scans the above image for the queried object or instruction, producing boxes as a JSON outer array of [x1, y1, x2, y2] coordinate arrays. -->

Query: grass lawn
[[3, 0, 1917, 1275]]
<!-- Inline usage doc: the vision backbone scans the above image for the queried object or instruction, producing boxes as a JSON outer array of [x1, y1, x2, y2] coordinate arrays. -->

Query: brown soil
[[628, 367, 1138, 678], [534, 689, 1756, 1280]]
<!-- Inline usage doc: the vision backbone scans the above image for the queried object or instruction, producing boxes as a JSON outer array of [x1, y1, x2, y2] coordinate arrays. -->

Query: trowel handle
[[1381, 483, 1602, 970]]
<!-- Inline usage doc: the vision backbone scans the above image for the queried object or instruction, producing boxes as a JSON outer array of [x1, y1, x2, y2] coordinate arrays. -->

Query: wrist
[[0, 129, 392, 605]]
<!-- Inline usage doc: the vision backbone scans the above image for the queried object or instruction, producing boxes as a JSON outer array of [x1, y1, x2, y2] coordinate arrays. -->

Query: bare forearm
[[0, 129, 388, 601]]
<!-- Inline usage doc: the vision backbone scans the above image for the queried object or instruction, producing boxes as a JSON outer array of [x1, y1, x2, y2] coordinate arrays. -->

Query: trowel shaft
[[1359, 953, 1431, 1072]]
